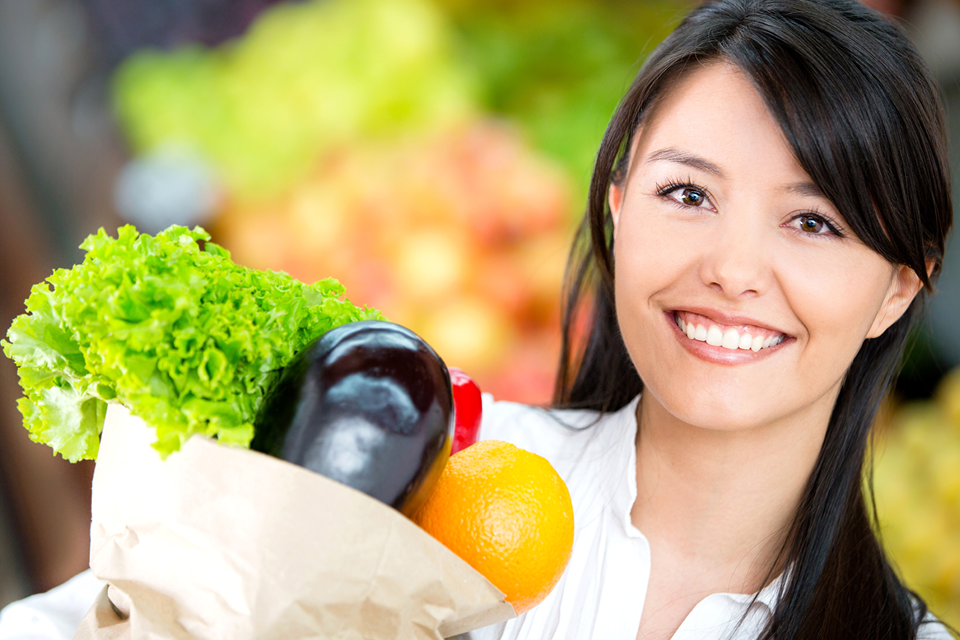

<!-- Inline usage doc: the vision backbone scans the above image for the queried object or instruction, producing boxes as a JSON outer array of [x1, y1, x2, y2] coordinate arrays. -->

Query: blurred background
[[0, 0, 958, 629]]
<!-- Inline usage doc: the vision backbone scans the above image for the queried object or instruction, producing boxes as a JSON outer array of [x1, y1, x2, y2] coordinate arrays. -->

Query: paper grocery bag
[[75, 404, 515, 640]]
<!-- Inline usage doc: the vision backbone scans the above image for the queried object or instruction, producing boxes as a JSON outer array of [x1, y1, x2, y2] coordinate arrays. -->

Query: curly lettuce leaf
[[2, 225, 383, 461]]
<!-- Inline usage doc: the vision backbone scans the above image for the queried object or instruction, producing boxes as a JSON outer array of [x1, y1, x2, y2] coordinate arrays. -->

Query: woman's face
[[611, 63, 920, 432]]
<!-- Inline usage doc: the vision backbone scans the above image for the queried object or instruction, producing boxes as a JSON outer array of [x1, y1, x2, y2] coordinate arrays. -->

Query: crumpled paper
[[74, 404, 515, 639]]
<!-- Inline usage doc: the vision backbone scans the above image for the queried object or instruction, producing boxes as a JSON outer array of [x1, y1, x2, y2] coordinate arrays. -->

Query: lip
[[665, 309, 792, 365]]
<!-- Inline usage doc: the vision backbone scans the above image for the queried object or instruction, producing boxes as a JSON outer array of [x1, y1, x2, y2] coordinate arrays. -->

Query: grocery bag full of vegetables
[[2, 226, 515, 640]]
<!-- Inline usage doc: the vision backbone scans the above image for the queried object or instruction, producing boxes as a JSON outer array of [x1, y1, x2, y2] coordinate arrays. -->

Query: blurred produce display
[[108, 0, 678, 403], [215, 123, 570, 401], [444, 0, 680, 197], [874, 370, 960, 629], [112, 0, 478, 200]]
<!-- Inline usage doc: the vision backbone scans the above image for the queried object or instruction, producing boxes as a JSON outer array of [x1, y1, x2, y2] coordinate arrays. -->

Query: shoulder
[[477, 394, 634, 467], [476, 394, 640, 514], [916, 610, 958, 639], [910, 593, 958, 640], [478, 394, 604, 445]]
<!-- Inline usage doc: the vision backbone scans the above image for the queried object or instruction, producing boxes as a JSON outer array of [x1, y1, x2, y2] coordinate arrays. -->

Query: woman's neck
[[630, 391, 831, 595]]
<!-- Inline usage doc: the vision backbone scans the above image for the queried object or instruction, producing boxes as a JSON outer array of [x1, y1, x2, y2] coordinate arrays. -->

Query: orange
[[413, 440, 574, 614]]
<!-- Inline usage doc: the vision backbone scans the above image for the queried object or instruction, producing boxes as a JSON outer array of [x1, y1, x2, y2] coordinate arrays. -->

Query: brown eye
[[680, 188, 705, 206], [799, 215, 824, 233]]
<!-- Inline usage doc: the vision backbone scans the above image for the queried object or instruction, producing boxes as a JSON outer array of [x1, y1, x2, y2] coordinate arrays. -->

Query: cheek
[[771, 251, 893, 429], [613, 212, 704, 369], [779, 244, 892, 359], [614, 210, 701, 301]]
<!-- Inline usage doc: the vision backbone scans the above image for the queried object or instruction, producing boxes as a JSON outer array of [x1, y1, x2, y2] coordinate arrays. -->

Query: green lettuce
[[2, 225, 383, 461]]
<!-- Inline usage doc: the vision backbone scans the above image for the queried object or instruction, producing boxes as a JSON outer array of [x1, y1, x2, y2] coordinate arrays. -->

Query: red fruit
[[448, 367, 482, 454]]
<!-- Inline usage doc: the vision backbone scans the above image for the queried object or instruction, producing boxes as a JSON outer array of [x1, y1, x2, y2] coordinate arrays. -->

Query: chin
[[647, 380, 778, 432]]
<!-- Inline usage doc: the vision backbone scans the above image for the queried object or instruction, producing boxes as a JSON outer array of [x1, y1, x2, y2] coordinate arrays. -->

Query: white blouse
[[0, 396, 951, 639]]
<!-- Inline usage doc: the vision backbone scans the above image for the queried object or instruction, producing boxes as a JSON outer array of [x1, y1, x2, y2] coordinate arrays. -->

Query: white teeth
[[721, 328, 740, 350], [706, 325, 724, 346], [675, 313, 785, 353]]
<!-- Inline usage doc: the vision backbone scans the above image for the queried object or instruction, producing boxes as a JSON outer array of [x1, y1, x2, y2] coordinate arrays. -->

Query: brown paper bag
[[75, 404, 515, 639]]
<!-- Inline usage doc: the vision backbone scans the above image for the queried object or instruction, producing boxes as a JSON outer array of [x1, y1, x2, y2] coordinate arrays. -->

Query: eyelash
[[652, 177, 846, 239], [795, 206, 846, 238], [654, 177, 714, 210]]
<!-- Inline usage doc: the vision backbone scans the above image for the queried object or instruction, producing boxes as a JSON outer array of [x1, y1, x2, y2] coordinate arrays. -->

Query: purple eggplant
[[251, 320, 453, 517]]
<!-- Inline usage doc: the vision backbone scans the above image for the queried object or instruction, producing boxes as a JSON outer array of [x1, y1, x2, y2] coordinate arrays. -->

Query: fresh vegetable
[[1, 225, 382, 461], [448, 366, 482, 454], [251, 320, 453, 516]]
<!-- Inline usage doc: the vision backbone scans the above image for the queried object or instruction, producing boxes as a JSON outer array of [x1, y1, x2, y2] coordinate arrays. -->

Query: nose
[[698, 212, 771, 299]]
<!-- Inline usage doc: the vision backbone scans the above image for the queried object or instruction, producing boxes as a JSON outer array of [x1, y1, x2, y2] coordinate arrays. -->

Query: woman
[[470, 0, 955, 638], [0, 1, 953, 639]]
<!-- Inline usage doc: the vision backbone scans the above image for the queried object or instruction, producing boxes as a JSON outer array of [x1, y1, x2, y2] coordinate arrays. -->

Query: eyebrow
[[781, 182, 826, 199], [644, 148, 725, 177]]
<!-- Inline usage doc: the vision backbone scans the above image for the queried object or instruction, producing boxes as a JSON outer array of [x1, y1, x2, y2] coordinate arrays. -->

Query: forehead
[[627, 62, 813, 187]]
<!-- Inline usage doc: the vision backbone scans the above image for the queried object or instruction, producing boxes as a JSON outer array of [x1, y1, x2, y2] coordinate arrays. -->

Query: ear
[[609, 182, 625, 239], [865, 259, 933, 338]]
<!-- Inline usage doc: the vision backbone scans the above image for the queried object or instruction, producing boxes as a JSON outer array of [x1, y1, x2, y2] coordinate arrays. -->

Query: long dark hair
[[553, 0, 954, 638]]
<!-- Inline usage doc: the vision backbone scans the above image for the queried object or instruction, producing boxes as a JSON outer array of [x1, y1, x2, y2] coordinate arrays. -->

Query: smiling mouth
[[673, 311, 787, 352]]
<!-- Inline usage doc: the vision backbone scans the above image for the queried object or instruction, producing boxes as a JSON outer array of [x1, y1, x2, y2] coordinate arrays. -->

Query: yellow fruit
[[413, 440, 574, 614]]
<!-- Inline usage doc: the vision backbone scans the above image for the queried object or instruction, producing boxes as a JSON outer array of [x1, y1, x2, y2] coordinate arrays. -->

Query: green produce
[[448, 0, 679, 201], [109, 0, 682, 206], [1, 225, 382, 461], [112, 0, 478, 199]]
